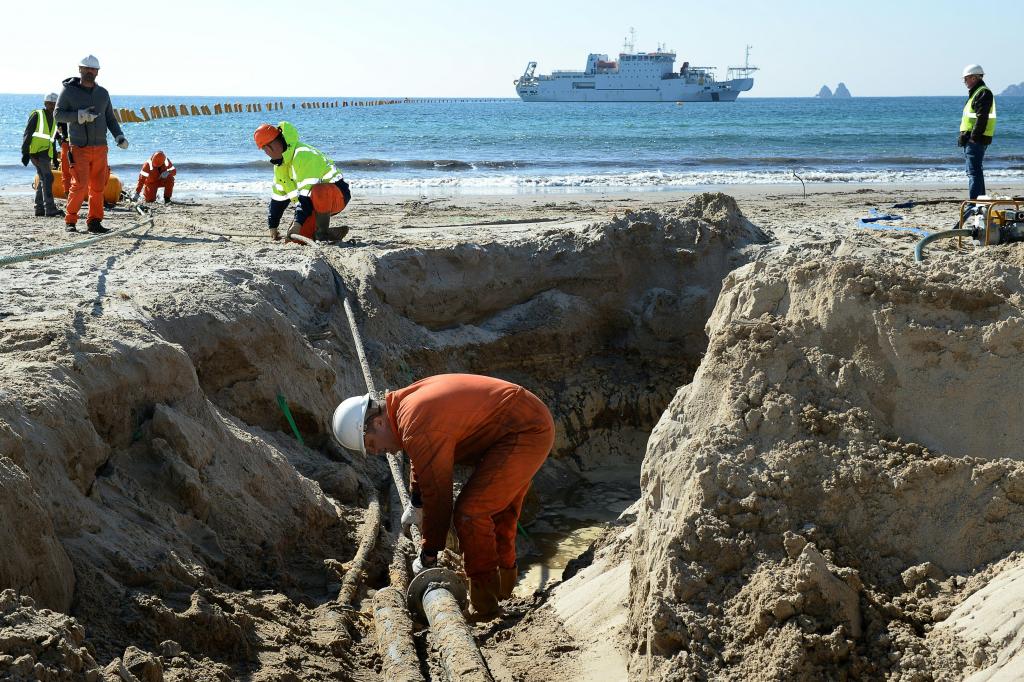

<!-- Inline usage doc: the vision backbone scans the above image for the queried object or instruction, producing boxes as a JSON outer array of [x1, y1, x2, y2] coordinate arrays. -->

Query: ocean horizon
[[2, 94, 1021, 196]]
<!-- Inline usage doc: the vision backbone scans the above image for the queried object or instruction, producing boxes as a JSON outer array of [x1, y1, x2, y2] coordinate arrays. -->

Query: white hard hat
[[962, 64, 984, 78], [79, 55, 100, 69], [44, 93, 58, 103], [332, 394, 370, 454]]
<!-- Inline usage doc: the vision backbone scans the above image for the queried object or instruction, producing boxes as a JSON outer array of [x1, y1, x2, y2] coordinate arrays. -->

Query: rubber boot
[[497, 566, 518, 600], [86, 218, 109, 234], [467, 570, 501, 620], [324, 225, 349, 242], [313, 212, 333, 241]]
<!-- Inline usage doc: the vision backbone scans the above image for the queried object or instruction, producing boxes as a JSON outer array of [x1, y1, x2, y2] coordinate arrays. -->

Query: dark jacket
[[54, 77, 124, 147], [967, 81, 994, 145]]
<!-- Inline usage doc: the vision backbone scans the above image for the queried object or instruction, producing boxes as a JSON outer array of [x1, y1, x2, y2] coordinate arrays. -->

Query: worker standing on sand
[[20, 93, 64, 218], [55, 55, 129, 234], [332, 374, 554, 619], [133, 151, 176, 204], [958, 64, 996, 200], [253, 121, 350, 243]]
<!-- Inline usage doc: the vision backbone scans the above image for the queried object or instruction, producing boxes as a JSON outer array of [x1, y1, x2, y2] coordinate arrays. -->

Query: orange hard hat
[[152, 150, 166, 166], [254, 124, 280, 149]]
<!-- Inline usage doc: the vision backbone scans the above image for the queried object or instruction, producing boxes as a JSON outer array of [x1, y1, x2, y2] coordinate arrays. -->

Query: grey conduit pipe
[[335, 492, 381, 608], [369, 479, 422, 681], [915, 229, 973, 262]]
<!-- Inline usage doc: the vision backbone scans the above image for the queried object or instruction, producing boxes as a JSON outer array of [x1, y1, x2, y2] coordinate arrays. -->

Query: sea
[[1, 93, 1021, 197]]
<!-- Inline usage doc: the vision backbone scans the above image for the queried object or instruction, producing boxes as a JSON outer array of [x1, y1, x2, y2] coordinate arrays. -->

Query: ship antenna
[[623, 27, 636, 53]]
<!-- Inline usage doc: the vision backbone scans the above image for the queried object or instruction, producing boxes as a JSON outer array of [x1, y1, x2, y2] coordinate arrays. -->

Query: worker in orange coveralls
[[132, 150, 176, 203], [332, 374, 554, 619]]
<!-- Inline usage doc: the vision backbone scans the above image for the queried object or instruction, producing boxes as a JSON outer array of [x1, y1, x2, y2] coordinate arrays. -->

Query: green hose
[[914, 229, 974, 262], [276, 394, 304, 445]]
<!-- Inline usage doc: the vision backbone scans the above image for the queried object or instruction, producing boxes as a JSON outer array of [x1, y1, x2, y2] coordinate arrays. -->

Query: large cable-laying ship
[[515, 34, 757, 103]]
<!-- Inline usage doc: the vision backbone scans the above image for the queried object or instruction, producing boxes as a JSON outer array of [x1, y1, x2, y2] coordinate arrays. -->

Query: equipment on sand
[[914, 197, 1024, 261], [33, 169, 123, 206], [857, 209, 930, 237]]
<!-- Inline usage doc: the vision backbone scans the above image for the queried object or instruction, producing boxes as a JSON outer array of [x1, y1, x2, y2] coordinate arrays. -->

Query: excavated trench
[[10, 192, 1024, 680], [0, 193, 768, 680]]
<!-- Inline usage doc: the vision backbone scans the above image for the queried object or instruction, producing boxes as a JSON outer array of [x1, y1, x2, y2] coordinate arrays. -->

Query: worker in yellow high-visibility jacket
[[21, 93, 64, 218]]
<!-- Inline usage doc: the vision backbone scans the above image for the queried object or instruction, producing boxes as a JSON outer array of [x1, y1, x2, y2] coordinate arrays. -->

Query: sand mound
[[628, 248, 1024, 679], [1, 193, 766, 678]]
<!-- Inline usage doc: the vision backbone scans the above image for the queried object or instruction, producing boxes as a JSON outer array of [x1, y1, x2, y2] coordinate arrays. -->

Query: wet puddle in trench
[[513, 474, 640, 597]]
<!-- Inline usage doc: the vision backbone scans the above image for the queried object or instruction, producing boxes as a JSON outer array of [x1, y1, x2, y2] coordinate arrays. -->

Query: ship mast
[[728, 44, 759, 79], [623, 27, 636, 53]]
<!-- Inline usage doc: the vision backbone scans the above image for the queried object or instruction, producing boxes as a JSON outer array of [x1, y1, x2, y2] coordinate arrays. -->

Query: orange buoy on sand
[[35, 169, 124, 205]]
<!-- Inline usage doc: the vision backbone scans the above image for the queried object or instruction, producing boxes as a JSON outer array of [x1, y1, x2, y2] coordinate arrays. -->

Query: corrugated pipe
[[914, 229, 973, 262]]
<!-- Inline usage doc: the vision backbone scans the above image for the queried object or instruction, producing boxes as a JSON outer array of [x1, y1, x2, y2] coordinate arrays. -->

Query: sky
[[1, 0, 1021, 98]]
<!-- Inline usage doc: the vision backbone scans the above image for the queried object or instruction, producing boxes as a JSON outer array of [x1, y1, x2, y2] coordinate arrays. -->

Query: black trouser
[[30, 152, 57, 214]]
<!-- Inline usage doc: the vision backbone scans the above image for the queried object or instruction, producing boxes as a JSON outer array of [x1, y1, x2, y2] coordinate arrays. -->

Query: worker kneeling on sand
[[133, 150, 176, 204], [253, 121, 350, 243], [333, 374, 554, 619]]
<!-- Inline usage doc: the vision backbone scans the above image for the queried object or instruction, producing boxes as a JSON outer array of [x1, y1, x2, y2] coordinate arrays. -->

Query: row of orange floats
[[115, 101, 287, 123], [113, 98, 508, 124]]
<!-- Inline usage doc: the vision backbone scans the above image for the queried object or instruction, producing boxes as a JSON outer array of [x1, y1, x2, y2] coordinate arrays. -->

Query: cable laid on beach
[[0, 204, 154, 268]]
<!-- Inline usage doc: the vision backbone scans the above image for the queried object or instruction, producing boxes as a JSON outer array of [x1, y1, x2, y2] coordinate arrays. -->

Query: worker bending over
[[21, 93, 64, 218], [333, 374, 554, 619], [133, 151, 176, 204], [253, 121, 350, 243]]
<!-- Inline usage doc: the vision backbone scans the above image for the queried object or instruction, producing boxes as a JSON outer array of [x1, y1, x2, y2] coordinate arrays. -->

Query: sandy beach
[[4, 180, 1023, 264], [3, 180, 1024, 680]]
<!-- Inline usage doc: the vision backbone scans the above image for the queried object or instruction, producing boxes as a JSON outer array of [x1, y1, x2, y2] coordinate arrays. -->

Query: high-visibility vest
[[270, 127, 344, 205], [960, 86, 997, 137], [28, 109, 57, 158]]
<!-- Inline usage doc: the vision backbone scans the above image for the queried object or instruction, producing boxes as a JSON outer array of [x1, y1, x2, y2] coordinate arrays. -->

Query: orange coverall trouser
[[453, 390, 554, 580], [142, 177, 174, 202], [65, 145, 110, 225], [295, 182, 347, 240]]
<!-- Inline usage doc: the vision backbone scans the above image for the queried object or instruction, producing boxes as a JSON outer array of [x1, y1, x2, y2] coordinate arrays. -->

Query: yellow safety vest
[[960, 86, 997, 137], [28, 109, 56, 158]]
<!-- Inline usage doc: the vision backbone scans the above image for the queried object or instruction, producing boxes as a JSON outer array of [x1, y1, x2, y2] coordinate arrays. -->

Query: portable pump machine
[[915, 197, 1024, 261]]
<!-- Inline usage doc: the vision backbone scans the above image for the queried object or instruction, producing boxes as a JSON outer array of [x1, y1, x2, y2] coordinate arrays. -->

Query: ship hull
[[516, 79, 747, 102]]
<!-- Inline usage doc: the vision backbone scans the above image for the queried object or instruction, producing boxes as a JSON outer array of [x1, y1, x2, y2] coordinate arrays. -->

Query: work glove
[[159, 171, 170, 179], [132, 191, 141, 202], [116, 135, 129, 150], [77, 108, 98, 124], [411, 550, 437, 576], [401, 505, 423, 533], [21, 154, 29, 166], [957, 131, 970, 147]]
